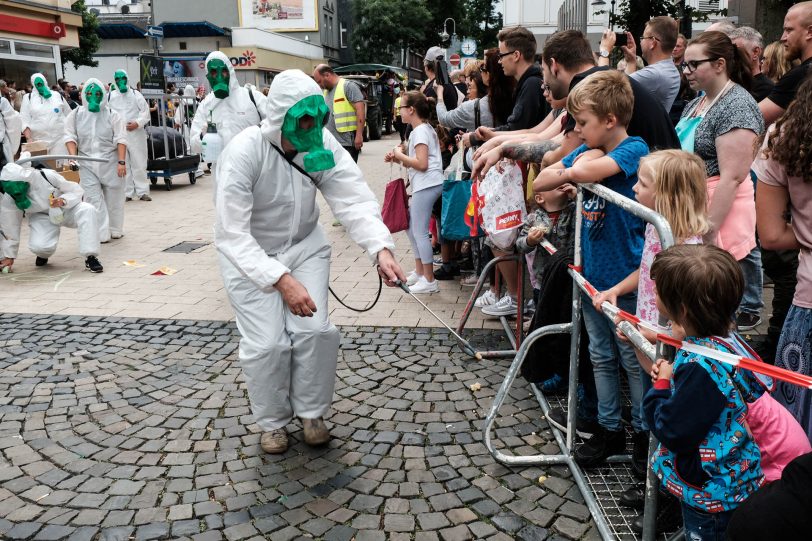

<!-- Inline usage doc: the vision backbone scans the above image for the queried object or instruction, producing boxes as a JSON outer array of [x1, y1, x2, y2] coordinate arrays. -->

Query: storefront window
[[0, 60, 57, 88], [15, 42, 54, 59], [0, 40, 10, 55]]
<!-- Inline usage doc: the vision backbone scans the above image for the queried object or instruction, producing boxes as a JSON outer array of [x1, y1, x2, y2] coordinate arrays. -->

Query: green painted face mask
[[0, 181, 31, 211], [282, 95, 335, 172], [85, 83, 103, 113], [34, 77, 52, 99], [206, 59, 230, 99], [114, 70, 128, 93]]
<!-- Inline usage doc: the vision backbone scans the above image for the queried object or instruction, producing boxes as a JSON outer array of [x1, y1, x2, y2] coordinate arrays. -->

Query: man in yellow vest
[[312, 64, 365, 162]]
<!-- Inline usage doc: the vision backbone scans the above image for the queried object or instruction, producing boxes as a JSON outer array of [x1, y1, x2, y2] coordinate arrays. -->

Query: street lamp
[[592, 0, 616, 29], [439, 18, 456, 43]]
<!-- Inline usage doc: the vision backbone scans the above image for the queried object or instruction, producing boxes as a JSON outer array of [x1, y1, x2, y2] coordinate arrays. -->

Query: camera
[[615, 31, 628, 47]]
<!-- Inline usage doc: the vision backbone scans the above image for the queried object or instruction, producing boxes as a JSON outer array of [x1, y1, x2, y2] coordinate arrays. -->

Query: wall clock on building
[[461, 39, 477, 57]]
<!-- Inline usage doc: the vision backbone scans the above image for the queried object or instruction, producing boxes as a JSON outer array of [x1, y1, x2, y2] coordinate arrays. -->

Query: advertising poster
[[163, 57, 208, 93], [240, 0, 318, 32], [139, 55, 165, 97]]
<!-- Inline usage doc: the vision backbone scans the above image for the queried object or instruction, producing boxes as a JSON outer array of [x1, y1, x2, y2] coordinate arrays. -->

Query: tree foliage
[[604, 0, 726, 41], [351, 0, 431, 63], [459, 0, 503, 52], [62, 0, 101, 70]]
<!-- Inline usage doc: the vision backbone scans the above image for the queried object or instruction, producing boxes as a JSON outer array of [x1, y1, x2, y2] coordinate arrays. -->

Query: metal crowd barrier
[[481, 182, 676, 541]]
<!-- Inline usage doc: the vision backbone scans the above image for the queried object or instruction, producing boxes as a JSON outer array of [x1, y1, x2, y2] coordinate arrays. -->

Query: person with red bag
[[385, 91, 445, 294]]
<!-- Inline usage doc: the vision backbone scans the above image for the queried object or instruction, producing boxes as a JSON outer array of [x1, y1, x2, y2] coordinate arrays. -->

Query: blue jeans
[[681, 502, 733, 541], [581, 292, 644, 432], [738, 246, 763, 316]]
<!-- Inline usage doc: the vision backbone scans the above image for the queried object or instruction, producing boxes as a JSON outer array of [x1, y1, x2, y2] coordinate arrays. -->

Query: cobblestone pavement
[[0, 314, 600, 541]]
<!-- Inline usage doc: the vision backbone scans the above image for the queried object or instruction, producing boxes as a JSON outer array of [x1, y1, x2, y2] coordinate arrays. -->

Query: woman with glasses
[[677, 31, 765, 330], [435, 60, 493, 133]]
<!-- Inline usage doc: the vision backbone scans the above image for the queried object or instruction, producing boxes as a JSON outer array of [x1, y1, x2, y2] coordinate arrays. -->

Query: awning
[[97, 23, 145, 39], [334, 63, 407, 77], [160, 21, 227, 38]]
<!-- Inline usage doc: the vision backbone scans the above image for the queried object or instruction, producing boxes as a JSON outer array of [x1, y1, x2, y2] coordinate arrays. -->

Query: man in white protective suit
[[20, 73, 69, 163], [0, 162, 103, 273], [107, 69, 152, 202], [215, 69, 406, 454], [0, 91, 21, 168], [190, 51, 268, 162], [174, 84, 204, 178], [64, 78, 128, 242]]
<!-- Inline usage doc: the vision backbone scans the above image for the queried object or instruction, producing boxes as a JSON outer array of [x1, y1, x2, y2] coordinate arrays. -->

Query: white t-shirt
[[407, 123, 444, 192]]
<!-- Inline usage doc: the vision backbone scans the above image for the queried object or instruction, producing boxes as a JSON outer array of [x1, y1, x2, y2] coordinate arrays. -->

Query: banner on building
[[139, 55, 165, 97], [239, 0, 319, 32], [163, 57, 208, 92]]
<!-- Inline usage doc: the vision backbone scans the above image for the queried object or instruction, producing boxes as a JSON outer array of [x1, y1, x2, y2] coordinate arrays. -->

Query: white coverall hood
[[204, 51, 240, 97], [30, 73, 48, 87], [182, 84, 196, 104], [260, 69, 322, 148], [189, 54, 268, 156], [82, 77, 109, 112]]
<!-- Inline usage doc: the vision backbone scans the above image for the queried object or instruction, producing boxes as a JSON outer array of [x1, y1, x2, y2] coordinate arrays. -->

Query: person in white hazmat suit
[[190, 51, 268, 162], [0, 162, 103, 273], [20, 73, 69, 162], [0, 92, 21, 168], [107, 69, 152, 202], [215, 69, 406, 454], [174, 85, 204, 178], [64, 78, 128, 243]]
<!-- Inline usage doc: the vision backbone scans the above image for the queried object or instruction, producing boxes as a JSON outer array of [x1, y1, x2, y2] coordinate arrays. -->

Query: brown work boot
[[260, 428, 288, 454], [302, 417, 330, 446]]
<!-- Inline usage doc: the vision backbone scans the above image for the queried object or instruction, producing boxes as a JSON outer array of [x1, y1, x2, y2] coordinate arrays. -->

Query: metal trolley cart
[[146, 91, 201, 191]]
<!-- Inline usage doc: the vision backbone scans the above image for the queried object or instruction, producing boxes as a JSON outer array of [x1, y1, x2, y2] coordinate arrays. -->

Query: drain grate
[[163, 241, 210, 254]]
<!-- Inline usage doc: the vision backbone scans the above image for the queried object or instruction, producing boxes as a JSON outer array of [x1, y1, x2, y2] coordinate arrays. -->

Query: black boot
[[433, 262, 460, 280], [574, 426, 625, 467], [630, 491, 683, 534], [35, 256, 48, 267], [619, 484, 645, 510]]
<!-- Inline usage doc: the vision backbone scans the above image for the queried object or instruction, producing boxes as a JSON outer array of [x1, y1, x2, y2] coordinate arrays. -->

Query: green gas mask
[[281, 95, 335, 172], [206, 59, 230, 99], [85, 83, 103, 113], [34, 76, 52, 99], [114, 70, 128, 93], [0, 181, 32, 211]]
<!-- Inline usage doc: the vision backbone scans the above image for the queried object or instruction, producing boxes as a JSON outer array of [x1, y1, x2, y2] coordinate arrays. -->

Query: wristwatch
[[599, 49, 610, 58], [118, 160, 126, 165]]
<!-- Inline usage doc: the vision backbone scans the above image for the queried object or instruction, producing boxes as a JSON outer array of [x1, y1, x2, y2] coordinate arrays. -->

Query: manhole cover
[[163, 241, 210, 254]]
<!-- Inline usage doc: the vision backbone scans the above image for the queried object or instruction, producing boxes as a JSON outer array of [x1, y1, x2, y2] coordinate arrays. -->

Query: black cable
[[328, 272, 383, 313]]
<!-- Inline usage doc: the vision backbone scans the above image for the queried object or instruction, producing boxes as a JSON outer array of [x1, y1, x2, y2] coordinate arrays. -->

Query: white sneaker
[[482, 295, 519, 317], [406, 271, 421, 286], [410, 276, 439, 294], [474, 289, 499, 308]]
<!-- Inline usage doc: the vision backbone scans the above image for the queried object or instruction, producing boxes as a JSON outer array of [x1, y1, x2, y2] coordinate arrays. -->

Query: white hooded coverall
[[20, 73, 69, 160], [0, 96, 21, 166], [107, 71, 151, 198], [214, 70, 395, 431], [0, 163, 100, 260], [190, 51, 268, 157], [64, 78, 128, 242]]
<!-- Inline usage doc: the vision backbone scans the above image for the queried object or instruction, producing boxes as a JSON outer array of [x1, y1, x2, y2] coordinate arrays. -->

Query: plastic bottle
[[201, 122, 223, 163]]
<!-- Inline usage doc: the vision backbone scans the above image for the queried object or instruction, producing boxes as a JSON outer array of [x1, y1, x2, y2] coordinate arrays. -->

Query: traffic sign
[[146, 25, 164, 38], [449, 53, 461, 67]]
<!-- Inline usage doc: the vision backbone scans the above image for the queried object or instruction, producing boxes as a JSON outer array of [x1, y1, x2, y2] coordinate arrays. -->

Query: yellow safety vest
[[394, 95, 401, 114], [326, 78, 358, 133]]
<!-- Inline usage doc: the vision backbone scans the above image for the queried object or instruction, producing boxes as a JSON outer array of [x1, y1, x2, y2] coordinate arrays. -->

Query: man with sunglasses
[[492, 26, 544, 132], [598, 16, 681, 112]]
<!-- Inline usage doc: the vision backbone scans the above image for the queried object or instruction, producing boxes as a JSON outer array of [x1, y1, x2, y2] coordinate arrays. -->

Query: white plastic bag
[[478, 161, 525, 251]]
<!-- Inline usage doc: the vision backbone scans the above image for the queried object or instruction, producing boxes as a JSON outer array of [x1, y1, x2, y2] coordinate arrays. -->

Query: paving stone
[[553, 516, 590, 540], [384, 513, 415, 532]]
